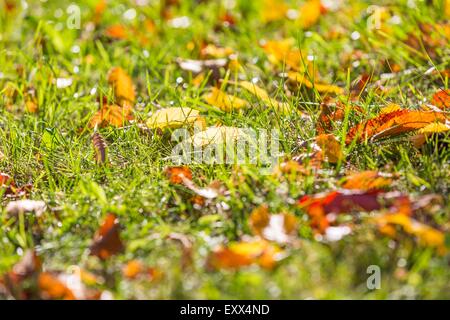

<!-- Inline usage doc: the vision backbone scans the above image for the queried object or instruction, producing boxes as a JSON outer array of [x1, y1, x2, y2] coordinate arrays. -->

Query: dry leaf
[[234, 81, 292, 113], [373, 213, 446, 253], [108, 67, 135, 106], [431, 89, 450, 109], [287, 71, 344, 95], [346, 110, 447, 143], [204, 87, 248, 112], [38, 272, 76, 300], [297, 0, 323, 29], [6, 200, 47, 217], [165, 166, 193, 184], [89, 213, 124, 260], [146, 107, 203, 129], [249, 205, 297, 243], [91, 132, 107, 164], [190, 126, 251, 148], [314, 134, 343, 163], [89, 104, 133, 128], [207, 240, 284, 270], [341, 171, 392, 191], [261, 0, 289, 23]]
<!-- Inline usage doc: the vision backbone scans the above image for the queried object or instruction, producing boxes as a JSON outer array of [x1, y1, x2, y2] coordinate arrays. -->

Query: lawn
[[0, 0, 449, 300]]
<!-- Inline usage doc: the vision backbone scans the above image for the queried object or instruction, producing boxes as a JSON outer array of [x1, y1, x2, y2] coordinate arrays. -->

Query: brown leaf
[[91, 132, 107, 164], [89, 214, 124, 260], [165, 166, 193, 184]]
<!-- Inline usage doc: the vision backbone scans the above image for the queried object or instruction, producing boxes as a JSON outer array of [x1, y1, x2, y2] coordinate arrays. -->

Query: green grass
[[0, 0, 449, 299]]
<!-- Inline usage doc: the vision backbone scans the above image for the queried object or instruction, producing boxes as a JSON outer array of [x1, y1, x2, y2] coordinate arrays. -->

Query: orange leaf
[[89, 214, 124, 260], [38, 272, 75, 300], [165, 166, 193, 184], [108, 67, 135, 106], [431, 89, 450, 109], [346, 110, 446, 143], [341, 171, 392, 191], [105, 24, 128, 40], [250, 205, 297, 243], [207, 240, 284, 270], [89, 104, 132, 128]]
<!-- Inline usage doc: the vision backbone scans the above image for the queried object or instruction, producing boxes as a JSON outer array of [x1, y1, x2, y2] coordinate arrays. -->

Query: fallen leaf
[[105, 24, 128, 40], [373, 213, 446, 253], [261, 0, 289, 23], [108, 67, 135, 106], [346, 110, 447, 143], [297, 0, 323, 29], [341, 171, 392, 191], [287, 71, 344, 95], [89, 214, 124, 260], [146, 107, 203, 129], [249, 205, 297, 243], [165, 166, 193, 184], [431, 89, 450, 109], [89, 104, 133, 128], [234, 81, 292, 113], [207, 240, 284, 270], [38, 272, 75, 300], [204, 87, 248, 112], [91, 132, 107, 164], [314, 134, 343, 163], [6, 200, 47, 217], [190, 126, 251, 148]]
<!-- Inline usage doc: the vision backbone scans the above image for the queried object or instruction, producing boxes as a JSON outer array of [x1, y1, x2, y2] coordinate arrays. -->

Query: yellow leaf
[[261, 39, 308, 72], [374, 213, 446, 252], [235, 81, 292, 113], [146, 107, 202, 129], [190, 126, 250, 147], [297, 0, 323, 29], [315, 134, 343, 163], [418, 122, 450, 134], [380, 103, 401, 114], [288, 71, 344, 95], [204, 87, 248, 112], [261, 0, 289, 23]]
